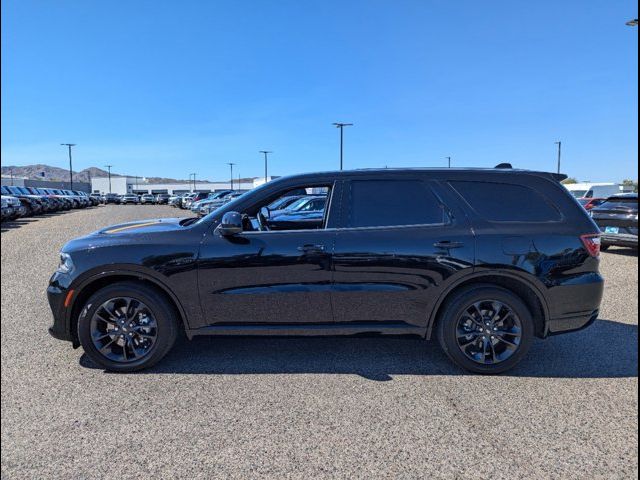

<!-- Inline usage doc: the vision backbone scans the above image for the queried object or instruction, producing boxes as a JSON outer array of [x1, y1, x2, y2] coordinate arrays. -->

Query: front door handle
[[434, 241, 464, 249], [298, 244, 326, 253]]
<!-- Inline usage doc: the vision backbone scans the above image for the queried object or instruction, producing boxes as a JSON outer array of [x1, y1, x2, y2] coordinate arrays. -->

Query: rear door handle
[[298, 244, 326, 253], [434, 241, 464, 249]]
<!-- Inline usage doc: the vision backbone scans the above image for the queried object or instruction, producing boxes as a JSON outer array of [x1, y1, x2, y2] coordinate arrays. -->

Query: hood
[[95, 218, 187, 235]]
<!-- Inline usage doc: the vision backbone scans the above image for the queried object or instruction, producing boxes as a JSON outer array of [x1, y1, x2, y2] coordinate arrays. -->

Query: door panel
[[331, 179, 474, 327], [197, 229, 336, 327], [331, 225, 474, 327]]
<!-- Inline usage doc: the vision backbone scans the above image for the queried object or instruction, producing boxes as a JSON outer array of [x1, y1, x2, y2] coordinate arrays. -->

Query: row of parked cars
[[1, 186, 99, 222], [99, 193, 173, 205]]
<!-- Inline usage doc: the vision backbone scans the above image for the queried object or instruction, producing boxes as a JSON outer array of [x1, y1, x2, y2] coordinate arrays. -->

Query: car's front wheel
[[77, 282, 178, 372], [437, 285, 534, 374]]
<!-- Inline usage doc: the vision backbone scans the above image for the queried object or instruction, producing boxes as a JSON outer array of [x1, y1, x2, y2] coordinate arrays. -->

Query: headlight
[[57, 253, 75, 274]]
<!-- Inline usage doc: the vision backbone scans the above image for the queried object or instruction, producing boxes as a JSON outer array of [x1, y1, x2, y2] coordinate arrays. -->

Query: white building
[[91, 176, 278, 195]]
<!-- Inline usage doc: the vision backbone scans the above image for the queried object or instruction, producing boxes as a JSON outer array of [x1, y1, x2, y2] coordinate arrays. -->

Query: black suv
[[48, 167, 604, 373]]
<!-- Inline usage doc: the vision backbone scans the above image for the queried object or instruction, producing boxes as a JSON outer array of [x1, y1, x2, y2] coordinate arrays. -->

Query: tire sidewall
[[438, 286, 534, 374], [77, 282, 177, 372]]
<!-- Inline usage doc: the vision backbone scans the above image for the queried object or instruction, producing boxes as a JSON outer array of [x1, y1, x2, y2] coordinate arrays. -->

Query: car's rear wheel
[[77, 282, 178, 372], [437, 285, 534, 374]]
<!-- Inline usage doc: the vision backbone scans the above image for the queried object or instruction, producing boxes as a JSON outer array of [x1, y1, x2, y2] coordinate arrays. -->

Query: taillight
[[581, 234, 601, 258]]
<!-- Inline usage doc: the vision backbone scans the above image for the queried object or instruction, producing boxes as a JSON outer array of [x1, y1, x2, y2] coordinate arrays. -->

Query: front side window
[[348, 180, 448, 228]]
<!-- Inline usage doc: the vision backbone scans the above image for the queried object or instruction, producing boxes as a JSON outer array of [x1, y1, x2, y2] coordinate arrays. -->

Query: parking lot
[[1, 205, 637, 478]]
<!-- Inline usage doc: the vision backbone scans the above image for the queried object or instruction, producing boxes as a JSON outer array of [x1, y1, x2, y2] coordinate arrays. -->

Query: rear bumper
[[545, 272, 604, 336], [547, 309, 599, 335], [601, 233, 638, 248]]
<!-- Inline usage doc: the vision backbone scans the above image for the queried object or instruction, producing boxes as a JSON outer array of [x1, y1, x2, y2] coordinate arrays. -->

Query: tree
[[622, 179, 638, 193], [561, 177, 579, 185]]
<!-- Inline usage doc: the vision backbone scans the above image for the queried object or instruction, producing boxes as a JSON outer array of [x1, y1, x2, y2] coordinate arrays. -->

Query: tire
[[437, 285, 534, 374], [77, 281, 179, 372]]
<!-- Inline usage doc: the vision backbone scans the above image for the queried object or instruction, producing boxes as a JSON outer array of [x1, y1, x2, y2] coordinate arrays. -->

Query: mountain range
[[0, 164, 254, 184]]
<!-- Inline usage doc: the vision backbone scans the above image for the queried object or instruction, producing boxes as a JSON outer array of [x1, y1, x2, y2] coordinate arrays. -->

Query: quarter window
[[450, 181, 562, 222], [348, 180, 448, 228]]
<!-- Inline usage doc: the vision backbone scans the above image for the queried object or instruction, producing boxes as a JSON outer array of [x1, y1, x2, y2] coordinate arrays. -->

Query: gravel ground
[[1, 205, 638, 479]]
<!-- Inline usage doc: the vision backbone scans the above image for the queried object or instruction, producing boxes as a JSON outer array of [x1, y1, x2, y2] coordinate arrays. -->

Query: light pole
[[60, 143, 76, 189], [555, 141, 562, 174], [259, 150, 272, 183], [189, 173, 197, 192], [227, 163, 236, 190], [446, 156, 452, 168], [332, 123, 353, 170], [104, 165, 113, 193]]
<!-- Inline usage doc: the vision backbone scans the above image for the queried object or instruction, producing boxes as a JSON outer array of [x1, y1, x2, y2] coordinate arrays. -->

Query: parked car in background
[[120, 194, 140, 205], [268, 195, 326, 219], [578, 198, 606, 211], [265, 194, 306, 211], [590, 193, 638, 250], [155, 193, 171, 204], [102, 193, 121, 204], [1, 195, 26, 221], [565, 183, 621, 199], [32, 188, 71, 210], [190, 190, 236, 215], [184, 192, 211, 209], [179, 193, 197, 209], [196, 191, 242, 216], [140, 194, 156, 205], [48, 166, 604, 374], [1, 186, 44, 216]]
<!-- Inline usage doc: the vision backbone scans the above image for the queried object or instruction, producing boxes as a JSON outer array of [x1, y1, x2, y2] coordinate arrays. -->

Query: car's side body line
[[184, 322, 426, 339]]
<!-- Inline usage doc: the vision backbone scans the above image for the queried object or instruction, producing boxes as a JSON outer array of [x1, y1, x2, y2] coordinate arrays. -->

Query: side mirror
[[260, 206, 271, 220], [217, 211, 243, 236]]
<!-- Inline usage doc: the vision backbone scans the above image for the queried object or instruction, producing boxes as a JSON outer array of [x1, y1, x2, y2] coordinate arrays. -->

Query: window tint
[[349, 180, 447, 228], [451, 181, 561, 222]]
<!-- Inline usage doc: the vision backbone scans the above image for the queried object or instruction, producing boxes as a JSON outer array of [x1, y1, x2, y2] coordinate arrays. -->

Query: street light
[[259, 151, 272, 183], [555, 141, 562, 174], [626, 19, 638, 26], [332, 122, 353, 170], [104, 165, 113, 193], [60, 143, 76, 190], [227, 163, 236, 190]]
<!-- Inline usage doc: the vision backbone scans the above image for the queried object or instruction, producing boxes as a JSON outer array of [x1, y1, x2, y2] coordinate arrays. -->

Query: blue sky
[[1, 0, 638, 182]]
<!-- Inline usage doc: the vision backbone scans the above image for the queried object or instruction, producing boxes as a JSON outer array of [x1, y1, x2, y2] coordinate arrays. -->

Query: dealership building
[[90, 176, 276, 195]]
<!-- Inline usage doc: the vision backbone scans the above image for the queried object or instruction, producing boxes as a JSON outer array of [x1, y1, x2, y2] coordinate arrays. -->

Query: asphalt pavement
[[1, 205, 638, 479]]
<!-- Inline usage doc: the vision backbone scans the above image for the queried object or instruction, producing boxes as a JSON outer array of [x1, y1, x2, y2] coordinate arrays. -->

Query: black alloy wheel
[[437, 285, 534, 374], [77, 282, 178, 372], [455, 300, 522, 365], [89, 297, 158, 363]]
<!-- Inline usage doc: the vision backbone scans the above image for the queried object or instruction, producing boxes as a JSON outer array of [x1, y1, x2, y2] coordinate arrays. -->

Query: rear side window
[[451, 181, 562, 222], [348, 180, 447, 228]]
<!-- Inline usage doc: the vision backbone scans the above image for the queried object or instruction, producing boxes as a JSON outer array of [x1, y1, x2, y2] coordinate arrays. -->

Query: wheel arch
[[68, 270, 190, 343], [427, 271, 550, 339]]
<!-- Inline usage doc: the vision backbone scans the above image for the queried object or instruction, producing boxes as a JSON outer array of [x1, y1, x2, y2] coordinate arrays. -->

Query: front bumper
[[47, 272, 76, 344]]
